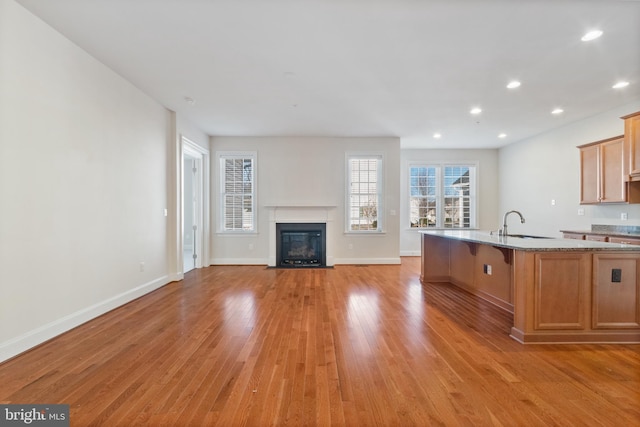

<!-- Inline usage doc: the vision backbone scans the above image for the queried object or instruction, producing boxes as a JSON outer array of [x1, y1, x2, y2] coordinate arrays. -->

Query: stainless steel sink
[[506, 234, 551, 239]]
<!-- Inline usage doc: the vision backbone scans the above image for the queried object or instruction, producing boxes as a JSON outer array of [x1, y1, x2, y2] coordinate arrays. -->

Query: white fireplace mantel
[[265, 205, 337, 266]]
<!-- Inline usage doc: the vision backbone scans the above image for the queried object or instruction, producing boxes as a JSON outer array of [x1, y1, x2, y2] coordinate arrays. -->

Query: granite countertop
[[420, 230, 640, 252], [560, 226, 640, 238]]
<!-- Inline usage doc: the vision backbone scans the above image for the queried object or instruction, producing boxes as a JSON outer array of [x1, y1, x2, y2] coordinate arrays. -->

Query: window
[[347, 154, 383, 232], [410, 164, 476, 228], [219, 152, 256, 232]]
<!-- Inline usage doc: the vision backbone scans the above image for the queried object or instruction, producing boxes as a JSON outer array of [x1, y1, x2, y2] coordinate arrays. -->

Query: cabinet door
[[600, 138, 626, 203], [533, 253, 589, 330], [624, 112, 640, 178], [563, 233, 585, 240], [608, 236, 640, 245], [592, 253, 640, 328], [579, 144, 600, 204]]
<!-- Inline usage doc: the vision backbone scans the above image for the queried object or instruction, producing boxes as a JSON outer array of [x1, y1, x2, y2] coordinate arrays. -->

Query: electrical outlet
[[483, 264, 492, 275], [621, 213, 628, 220], [249, 243, 254, 250], [139, 262, 145, 272], [577, 208, 585, 216], [551, 199, 556, 205], [612, 268, 622, 283]]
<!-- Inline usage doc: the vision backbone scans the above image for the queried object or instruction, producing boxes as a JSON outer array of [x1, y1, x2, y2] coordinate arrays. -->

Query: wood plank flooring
[[1, 257, 639, 426]]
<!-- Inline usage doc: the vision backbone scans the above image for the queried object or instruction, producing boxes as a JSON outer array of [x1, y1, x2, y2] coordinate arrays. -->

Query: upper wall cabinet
[[579, 136, 628, 204], [623, 111, 640, 181]]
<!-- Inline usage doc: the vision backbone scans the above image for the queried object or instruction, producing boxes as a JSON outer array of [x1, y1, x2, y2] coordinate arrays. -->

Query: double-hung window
[[219, 152, 256, 232], [347, 154, 383, 232], [410, 164, 476, 228]]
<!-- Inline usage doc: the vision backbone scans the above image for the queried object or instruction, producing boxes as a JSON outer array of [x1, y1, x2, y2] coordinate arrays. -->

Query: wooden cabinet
[[563, 232, 640, 244], [592, 253, 640, 328], [422, 237, 513, 312], [531, 252, 590, 330], [510, 249, 640, 343], [608, 236, 640, 245], [623, 111, 640, 180], [579, 136, 627, 204], [421, 233, 640, 343], [579, 143, 600, 203], [563, 232, 585, 240]]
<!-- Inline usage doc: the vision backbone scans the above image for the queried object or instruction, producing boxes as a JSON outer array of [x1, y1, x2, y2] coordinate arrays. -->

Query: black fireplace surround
[[276, 222, 326, 267]]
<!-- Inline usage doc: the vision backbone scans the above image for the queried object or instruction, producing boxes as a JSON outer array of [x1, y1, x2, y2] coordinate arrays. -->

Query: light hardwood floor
[[1, 257, 639, 426]]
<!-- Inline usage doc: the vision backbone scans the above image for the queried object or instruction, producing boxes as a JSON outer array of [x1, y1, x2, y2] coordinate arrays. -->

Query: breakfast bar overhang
[[420, 230, 640, 344]]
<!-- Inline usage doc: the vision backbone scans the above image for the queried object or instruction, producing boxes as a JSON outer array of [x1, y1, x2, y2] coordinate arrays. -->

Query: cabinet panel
[[608, 236, 640, 245], [579, 144, 600, 204], [474, 244, 512, 306], [600, 138, 626, 202], [563, 233, 585, 240], [586, 235, 608, 242], [534, 253, 589, 330], [449, 240, 475, 287], [579, 136, 627, 204], [623, 111, 640, 178], [421, 235, 450, 282], [592, 254, 640, 328]]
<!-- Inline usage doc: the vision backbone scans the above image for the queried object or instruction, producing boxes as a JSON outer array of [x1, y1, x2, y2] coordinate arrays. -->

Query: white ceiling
[[15, 0, 640, 149]]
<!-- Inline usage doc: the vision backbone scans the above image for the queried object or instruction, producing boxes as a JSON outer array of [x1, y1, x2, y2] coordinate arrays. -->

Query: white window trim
[[408, 161, 478, 230], [345, 152, 385, 234], [217, 151, 258, 234]]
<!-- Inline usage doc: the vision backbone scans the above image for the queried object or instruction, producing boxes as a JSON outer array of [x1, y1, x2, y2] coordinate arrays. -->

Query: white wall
[[399, 149, 500, 255], [177, 115, 209, 153], [210, 136, 401, 264], [0, 0, 175, 362], [499, 101, 640, 237]]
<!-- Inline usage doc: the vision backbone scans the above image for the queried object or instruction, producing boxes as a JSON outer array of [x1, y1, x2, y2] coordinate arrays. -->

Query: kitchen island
[[420, 230, 640, 343]]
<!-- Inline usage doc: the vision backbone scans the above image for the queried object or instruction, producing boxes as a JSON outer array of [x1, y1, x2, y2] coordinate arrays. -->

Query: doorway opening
[[183, 154, 197, 272], [181, 137, 210, 275]]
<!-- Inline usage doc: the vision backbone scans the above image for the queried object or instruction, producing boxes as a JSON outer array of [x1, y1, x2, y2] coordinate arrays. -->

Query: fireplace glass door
[[276, 223, 326, 267]]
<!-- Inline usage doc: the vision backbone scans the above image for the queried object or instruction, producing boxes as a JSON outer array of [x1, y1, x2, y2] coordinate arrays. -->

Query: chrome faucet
[[500, 210, 525, 236]]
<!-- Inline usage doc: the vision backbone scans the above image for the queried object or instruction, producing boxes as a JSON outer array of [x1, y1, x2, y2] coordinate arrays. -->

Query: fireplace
[[276, 223, 326, 267]]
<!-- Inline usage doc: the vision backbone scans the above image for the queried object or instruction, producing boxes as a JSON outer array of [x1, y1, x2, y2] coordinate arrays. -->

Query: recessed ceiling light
[[551, 108, 564, 115], [498, 133, 507, 139], [612, 81, 630, 89], [470, 107, 482, 115], [506, 81, 521, 89], [184, 96, 195, 105], [433, 133, 442, 139], [581, 30, 603, 41]]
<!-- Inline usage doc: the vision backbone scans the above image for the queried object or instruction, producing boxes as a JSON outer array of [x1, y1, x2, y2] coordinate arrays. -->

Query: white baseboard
[[210, 257, 401, 266], [333, 257, 402, 265], [210, 258, 269, 265], [169, 272, 184, 282], [400, 250, 421, 256], [0, 275, 169, 364]]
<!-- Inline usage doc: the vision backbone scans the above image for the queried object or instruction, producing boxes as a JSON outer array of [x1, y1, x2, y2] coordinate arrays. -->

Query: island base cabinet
[[511, 251, 640, 343], [420, 235, 450, 282], [533, 253, 589, 330], [421, 237, 513, 312], [421, 233, 640, 343], [592, 254, 640, 329]]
